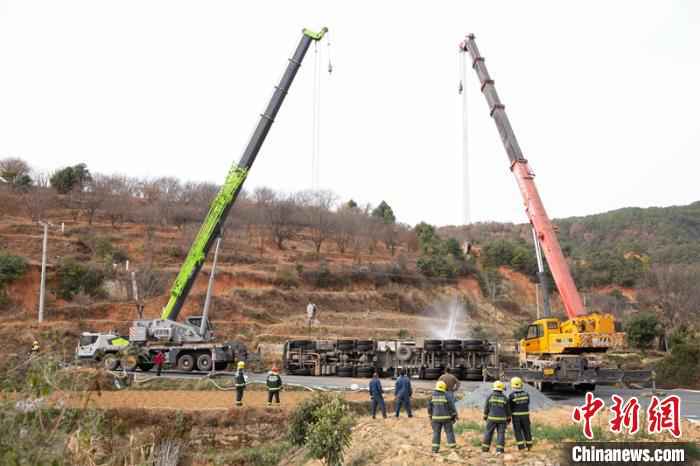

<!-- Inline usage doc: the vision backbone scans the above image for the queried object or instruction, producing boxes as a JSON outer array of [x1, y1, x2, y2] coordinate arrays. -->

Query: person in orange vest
[[266, 366, 283, 406]]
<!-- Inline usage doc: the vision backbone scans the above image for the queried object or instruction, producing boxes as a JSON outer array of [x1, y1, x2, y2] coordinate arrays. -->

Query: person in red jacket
[[153, 351, 166, 377]]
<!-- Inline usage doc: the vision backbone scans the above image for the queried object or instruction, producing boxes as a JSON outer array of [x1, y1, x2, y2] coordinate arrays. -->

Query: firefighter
[[30, 341, 40, 355], [428, 380, 458, 453], [266, 366, 283, 406], [508, 377, 533, 451], [234, 361, 247, 407], [394, 369, 413, 418], [482, 380, 511, 454]]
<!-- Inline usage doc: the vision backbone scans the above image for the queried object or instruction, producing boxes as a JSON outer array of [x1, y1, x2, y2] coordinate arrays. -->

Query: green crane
[[161, 27, 328, 323]]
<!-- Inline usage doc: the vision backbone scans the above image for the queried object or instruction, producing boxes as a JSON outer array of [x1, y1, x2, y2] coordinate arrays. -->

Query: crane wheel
[[177, 354, 195, 372], [120, 355, 139, 371], [196, 353, 213, 371], [103, 354, 119, 371]]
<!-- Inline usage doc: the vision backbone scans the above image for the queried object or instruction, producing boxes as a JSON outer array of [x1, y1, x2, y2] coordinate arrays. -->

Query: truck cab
[[76, 331, 129, 363]]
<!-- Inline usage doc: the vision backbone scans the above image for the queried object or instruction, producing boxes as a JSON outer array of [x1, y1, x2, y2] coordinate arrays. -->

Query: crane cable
[[458, 46, 471, 225], [312, 41, 321, 190], [311, 32, 333, 191]]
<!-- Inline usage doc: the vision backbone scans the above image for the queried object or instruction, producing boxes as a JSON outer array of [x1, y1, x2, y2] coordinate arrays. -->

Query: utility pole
[[38, 221, 50, 323]]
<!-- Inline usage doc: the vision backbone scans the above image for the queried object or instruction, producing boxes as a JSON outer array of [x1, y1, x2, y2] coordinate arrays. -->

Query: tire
[[196, 353, 213, 371], [356, 340, 374, 352], [289, 340, 312, 350], [424, 339, 443, 352], [423, 367, 443, 380], [103, 354, 119, 371], [396, 345, 413, 361], [337, 340, 356, 352], [120, 354, 139, 371], [535, 381, 553, 392], [177, 354, 195, 372], [463, 339, 485, 351], [356, 366, 374, 378], [336, 366, 354, 377], [444, 340, 462, 352], [577, 383, 596, 393], [450, 367, 466, 380], [137, 363, 154, 372], [214, 361, 228, 371], [465, 369, 483, 381]]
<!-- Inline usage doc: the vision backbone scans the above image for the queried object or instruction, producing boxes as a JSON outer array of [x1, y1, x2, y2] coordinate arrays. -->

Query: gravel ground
[[457, 383, 556, 411]]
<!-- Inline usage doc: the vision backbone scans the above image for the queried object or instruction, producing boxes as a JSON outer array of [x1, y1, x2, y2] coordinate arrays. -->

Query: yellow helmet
[[492, 380, 505, 391], [435, 380, 447, 392], [237, 361, 245, 369], [510, 376, 523, 389]]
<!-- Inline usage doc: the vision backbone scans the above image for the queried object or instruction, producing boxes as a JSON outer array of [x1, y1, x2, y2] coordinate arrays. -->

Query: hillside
[[1, 171, 699, 357]]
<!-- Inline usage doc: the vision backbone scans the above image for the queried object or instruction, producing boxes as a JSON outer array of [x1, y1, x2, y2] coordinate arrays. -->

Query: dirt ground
[[284, 407, 700, 466], [68, 389, 386, 411]]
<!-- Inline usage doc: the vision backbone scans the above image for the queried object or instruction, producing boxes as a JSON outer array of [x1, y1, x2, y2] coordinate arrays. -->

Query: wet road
[[131, 370, 700, 419]]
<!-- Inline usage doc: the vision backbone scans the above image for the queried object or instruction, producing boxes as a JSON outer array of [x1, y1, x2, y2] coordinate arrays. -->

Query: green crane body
[[160, 27, 328, 322]]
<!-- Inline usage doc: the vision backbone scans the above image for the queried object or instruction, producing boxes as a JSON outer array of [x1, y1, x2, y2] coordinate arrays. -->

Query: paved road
[[130, 370, 700, 419]]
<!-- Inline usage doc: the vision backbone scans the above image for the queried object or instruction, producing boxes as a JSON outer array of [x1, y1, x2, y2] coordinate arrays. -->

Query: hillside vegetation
[[1, 157, 699, 358]]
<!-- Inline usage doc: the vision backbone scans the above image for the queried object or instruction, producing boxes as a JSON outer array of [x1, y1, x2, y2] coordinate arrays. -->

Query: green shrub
[[288, 393, 355, 466], [288, 392, 329, 446], [513, 323, 529, 340], [55, 259, 105, 300], [305, 395, 355, 466], [624, 313, 660, 349], [274, 267, 300, 288], [656, 341, 700, 387], [0, 254, 27, 286]]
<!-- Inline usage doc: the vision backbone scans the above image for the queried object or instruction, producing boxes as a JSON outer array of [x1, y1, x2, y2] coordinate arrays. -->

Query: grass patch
[[469, 436, 482, 447], [346, 448, 378, 466], [454, 420, 481, 435], [208, 441, 292, 466]]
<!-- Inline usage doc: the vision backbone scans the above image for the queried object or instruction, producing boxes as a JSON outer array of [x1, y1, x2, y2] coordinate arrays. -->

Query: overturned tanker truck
[[282, 338, 497, 380]]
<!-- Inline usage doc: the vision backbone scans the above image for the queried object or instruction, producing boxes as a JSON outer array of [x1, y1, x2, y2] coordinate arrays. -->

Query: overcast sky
[[1, 1, 698, 226]]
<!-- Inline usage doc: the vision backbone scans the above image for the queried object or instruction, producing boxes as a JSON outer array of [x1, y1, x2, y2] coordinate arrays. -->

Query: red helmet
[[271, 366, 279, 373]]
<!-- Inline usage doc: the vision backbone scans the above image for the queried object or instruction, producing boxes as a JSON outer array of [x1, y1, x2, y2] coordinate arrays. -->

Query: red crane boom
[[459, 34, 585, 318]]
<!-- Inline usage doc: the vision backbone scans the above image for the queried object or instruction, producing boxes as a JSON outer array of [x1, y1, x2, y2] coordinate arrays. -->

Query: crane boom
[[161, 27, 328, 321], [460, 34, 585, 318]]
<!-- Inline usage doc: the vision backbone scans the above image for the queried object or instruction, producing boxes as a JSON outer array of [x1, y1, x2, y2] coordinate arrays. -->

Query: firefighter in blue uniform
[[482, 380, 511, 454], [508, 377, 533, 450], [428, 380, 458, 453]]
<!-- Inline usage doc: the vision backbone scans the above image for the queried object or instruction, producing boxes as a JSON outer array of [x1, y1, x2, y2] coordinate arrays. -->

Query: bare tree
[[298, 190, 338, 255], [332, 205, 362, 253], [101, 175, 138, 228], [19, 171, 54, 221], [382, 223, 401, 256], [80, 174, 113, 225], [0, 157, 31, 189], [365, 211, 384, 254], [640, 264, 700, 326], [255, 187, 301, 250]]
